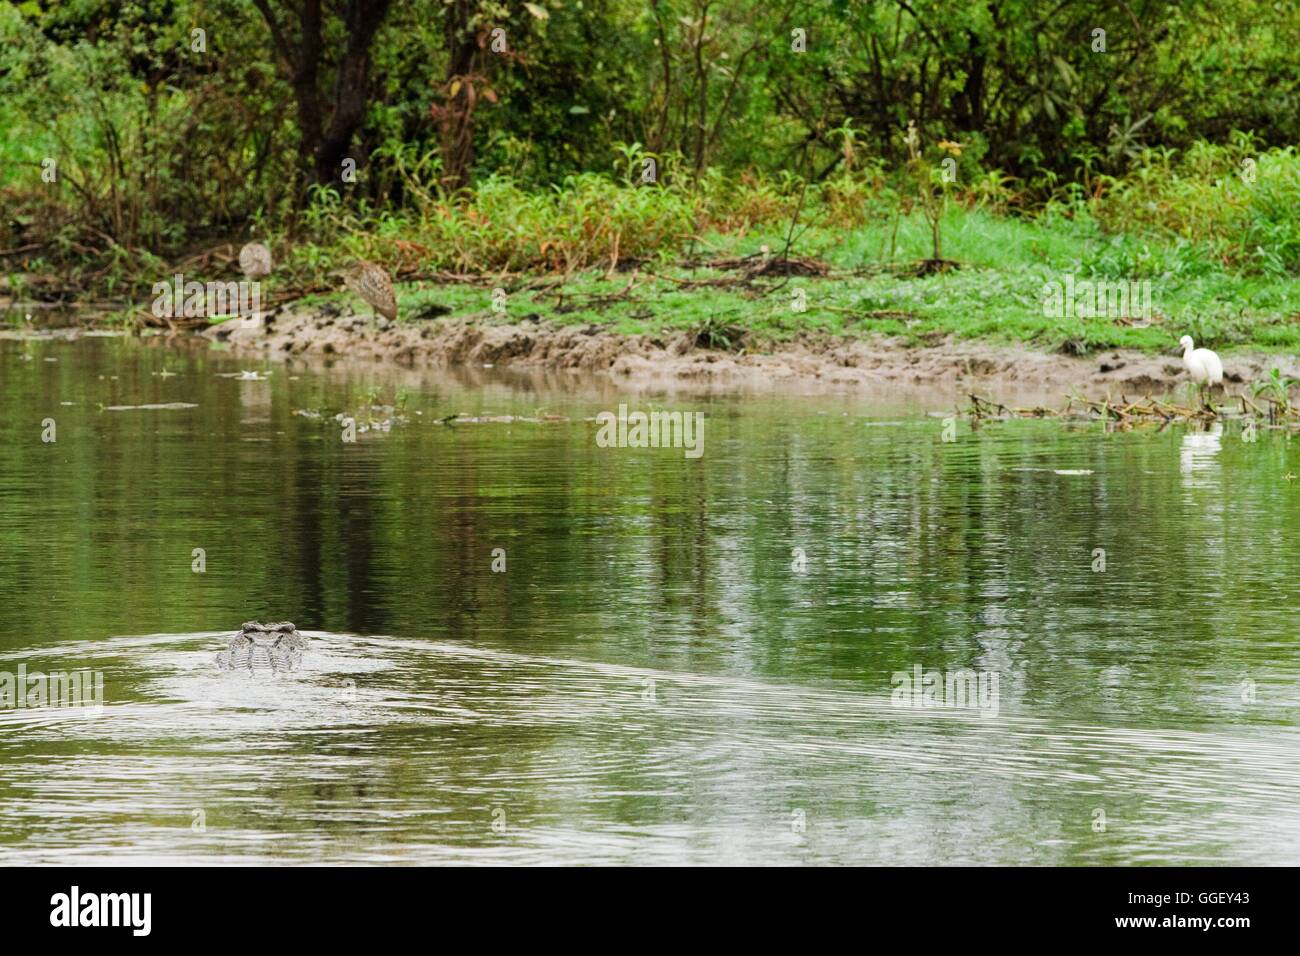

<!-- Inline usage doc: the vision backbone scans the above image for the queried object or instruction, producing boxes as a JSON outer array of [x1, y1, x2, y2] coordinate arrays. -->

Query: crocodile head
[[218, 621, 304, 672]]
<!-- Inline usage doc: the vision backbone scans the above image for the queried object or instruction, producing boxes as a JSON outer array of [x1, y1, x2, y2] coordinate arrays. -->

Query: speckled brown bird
[[342, 261, 398, 322], [238, 242, 273, 280]]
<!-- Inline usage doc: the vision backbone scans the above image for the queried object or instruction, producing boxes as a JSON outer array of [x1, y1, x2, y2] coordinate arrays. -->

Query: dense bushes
[[1, 0, 1298, 288], [1093, 137, 1300, 274]]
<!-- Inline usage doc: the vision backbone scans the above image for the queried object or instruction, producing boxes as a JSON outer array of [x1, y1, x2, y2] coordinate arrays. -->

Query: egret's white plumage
[[1180, 335, 1223, 387]]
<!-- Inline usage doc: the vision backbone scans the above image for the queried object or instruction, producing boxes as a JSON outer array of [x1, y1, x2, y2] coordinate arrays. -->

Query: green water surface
[[0, 335, 1297, 865]]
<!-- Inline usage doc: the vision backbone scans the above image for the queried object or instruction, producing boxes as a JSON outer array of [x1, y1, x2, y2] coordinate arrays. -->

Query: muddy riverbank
[[200, 305, 1300, 403], [8, 305, 1299, 404]]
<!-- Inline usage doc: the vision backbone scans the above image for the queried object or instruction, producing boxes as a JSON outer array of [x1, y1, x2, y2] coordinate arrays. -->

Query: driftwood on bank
[[964, 391, 1299, 428]]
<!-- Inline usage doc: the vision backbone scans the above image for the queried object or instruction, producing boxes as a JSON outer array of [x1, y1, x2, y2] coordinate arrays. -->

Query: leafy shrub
[[1094, 136, 1300, 275]]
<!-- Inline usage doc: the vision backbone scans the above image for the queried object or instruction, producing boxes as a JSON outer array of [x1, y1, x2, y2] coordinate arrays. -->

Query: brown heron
[[340, 261, 398, 322]]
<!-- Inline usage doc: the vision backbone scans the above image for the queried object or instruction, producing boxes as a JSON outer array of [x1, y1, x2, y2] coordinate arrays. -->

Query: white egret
[[1179, 335, 1223, 404]]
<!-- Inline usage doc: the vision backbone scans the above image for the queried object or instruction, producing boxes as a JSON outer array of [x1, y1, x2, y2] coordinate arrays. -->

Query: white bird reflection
[[1180, 421, 1223, 488]]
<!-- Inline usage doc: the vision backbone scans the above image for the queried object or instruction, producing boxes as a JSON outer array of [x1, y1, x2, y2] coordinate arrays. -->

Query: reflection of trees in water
[[4, 338, 1298, 732]]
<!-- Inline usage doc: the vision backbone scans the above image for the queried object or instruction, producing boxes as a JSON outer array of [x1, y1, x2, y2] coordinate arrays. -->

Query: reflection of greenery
[[3, 337, 1300, 864], [2, 337, 1297, 736]]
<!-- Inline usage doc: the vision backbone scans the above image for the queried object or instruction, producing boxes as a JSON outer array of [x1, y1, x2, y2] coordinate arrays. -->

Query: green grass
[[6, 124, 1299, 357], [311, 205, 1300, 356]]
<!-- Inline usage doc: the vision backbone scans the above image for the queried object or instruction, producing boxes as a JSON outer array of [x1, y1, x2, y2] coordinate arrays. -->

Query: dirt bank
[[193, 304, 1300, 404]]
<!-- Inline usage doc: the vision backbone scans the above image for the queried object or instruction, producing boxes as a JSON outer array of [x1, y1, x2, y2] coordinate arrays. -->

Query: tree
[[251, 0, 393, 193], [433, 0, 490, 191]]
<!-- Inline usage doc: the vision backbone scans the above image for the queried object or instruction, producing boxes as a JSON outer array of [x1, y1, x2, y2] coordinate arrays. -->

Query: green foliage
[[3, 0, 1300, 335], [1093, 137, 1300, 274], [0, 0, 296, 272], [5, 0, 1299, 217], [1251, 367, 1299, 403]]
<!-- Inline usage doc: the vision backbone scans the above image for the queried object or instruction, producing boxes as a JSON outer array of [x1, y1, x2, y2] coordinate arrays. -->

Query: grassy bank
[[261, 171, 1300, 359], [355, 204, 1299, 356], [4, 0, 1299, 362], [5, 138, 1300, 357]]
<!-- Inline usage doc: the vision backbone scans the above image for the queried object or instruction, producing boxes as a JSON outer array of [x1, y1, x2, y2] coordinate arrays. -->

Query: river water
[[1, 334, 1297, 864]]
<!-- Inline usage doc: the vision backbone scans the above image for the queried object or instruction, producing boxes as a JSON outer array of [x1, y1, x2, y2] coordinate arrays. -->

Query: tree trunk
[[253, 0, 392, 199], [438, 0, 484, 191], [315, 0, 392, 184]]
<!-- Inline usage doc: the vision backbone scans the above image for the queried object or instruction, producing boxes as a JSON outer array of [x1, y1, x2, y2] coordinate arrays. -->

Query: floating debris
[[437, 414, 570, 425], [1009, 466, 1093, 475], [327, 409, 407, 433], [103, 402, 198, 411], [964, 392, 1300, 429]]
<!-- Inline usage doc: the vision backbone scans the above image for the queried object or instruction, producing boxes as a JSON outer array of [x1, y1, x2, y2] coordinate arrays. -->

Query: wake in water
[[1, 631, 1298, 865]]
